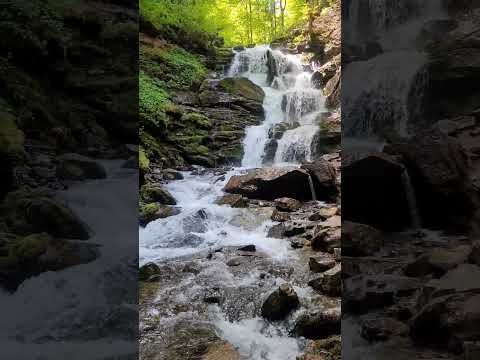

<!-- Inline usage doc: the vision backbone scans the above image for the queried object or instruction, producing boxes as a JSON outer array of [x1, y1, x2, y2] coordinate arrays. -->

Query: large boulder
[[4, 190, 90, 240], [140, 184, 176, 205], [56, 153, 107, 180], [294, 308, 341, 340], [390, 127, 478, 232], [139, 203, 180, 226], [261, 283, 300, 321], [199, 78, 265, 116], [342, 221, 383, 256], [0, 233, 99, 291], [224, 166, 316, 201], [342, 154, 411, 231], [301, 159, 338, 201], [411, 291, 480, 353]]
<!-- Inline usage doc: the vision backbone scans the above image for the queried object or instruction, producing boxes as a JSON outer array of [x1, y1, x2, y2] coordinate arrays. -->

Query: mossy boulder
[[219, 77, 265, 102], [0, 232, 99, 290], [139, 202, 180, 226], [56, 153, 107, 180], [139, 262, 161, 281], [3, 190, 90, 239], [0, 110, 24, 159], [140, 185, 176, 205]]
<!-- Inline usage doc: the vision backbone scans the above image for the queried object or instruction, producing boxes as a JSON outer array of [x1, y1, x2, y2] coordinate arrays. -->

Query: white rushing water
[[229, 45, 326, 167], [140, 45, 328, 359], [0, 160, 138, 359]]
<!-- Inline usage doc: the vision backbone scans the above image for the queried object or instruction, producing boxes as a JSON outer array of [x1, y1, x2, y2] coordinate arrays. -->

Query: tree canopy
[[140, 0, 334, 46]]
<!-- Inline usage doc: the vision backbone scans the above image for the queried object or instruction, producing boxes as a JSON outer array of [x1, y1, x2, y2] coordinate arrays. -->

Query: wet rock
[[233, 45, 245, 51], [309, 256, 336, 273], [139, 262, 161, 281], [122, 156, 138, 169], [202, 340, 245, 360], [266, 49, 278, 86], [342, 154, 410, 231], [139, 203, 180, 226], [163, 169, 184, 180], [140, 184, 177, 205], [294, 309, 341, 339], [392, 127, 477, 232], [238, 245, 256, 252], [215, 194, 248, 208], [308, 264, 341, 296], [261, 283, 300, 321], [224, 166, 315, 201], [344, 275, 422, 314], [0, 233, 99, 290], [309, 207, 338, 221], [360, 317, 409, 342], [470, 240, 480, 266], [420, 264, 480, 305], [56, 153, 107, 180], [342, 221, 383, 256], [311, 227, 341, 252], [274, 197, 301, 212], [226, 257, 249, 267], [411, 291, 480, 353], [262, 139, 278, 164], [271, 209, 291, 222], [268, 221, 308, 239], [324, 68, 340, 109], [301, 159, 338, 201], [199, 77, 265, 115], [299, 336, 341, 360], [4, 191, 90, 240], [268, 122, 298, 140], [405, 245, 472, 277]]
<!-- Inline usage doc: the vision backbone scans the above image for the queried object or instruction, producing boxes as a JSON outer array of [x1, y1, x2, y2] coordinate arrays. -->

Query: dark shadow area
[[342, 0, 480, 358], [0, 0, 138, 358]]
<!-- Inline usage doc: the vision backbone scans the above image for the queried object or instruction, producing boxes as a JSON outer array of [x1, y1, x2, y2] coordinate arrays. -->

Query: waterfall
[[307, 174, 317, 201], [228, 46, 326, 167], [343, 0, 447, 140], [401, 169, 421, 229]]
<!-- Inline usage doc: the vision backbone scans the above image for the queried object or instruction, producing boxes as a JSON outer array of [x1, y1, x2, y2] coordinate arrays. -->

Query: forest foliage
[[140, 0, 335, 46]]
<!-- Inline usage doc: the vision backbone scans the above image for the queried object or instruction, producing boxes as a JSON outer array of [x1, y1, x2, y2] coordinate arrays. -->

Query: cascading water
[[140, 45, 329, 359], [0, 160, 138, 359], [343, 0, 447, 140], [229, 46, 326, 167]]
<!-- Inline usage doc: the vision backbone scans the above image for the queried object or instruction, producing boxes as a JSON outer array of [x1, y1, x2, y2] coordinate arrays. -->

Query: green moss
[[181, 113, 212, 129], [218, 78, 264, 102], [140, 45, 207, 91], [184, 143, 209, 157], [139, 70, 170, 133], [0, 233, 50, 267], [139, 202, 159, 218], [139, 147, 150, 172], [0, 109, 24, 159]]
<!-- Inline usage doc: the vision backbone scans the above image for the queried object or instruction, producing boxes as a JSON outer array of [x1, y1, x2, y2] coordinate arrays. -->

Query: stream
[[139, 46, 333, 359]]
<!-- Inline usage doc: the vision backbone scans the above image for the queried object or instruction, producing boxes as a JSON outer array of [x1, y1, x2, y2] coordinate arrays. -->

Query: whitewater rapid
[[139, 45, 328, 359]]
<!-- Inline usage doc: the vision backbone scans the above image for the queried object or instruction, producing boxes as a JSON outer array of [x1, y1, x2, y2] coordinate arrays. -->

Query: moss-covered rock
[[181, 112, 212, 129], [139, 262, 161, 281], [139, 202, 180, 226], [140, 185, 176, 205], [218, 77, 265, 102], [3, 190, 90, 239], [0, 110, 24, 159], [56, 153, 107, 180], [0, 232, 99, 290]]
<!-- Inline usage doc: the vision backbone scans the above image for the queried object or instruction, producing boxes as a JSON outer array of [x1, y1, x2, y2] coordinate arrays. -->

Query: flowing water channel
[[0, 161, 138, 359], [139, 46, 331, 359]]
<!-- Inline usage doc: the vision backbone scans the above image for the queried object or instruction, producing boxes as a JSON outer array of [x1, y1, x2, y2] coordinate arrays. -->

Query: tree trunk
[[280, 0, 286, 34]]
